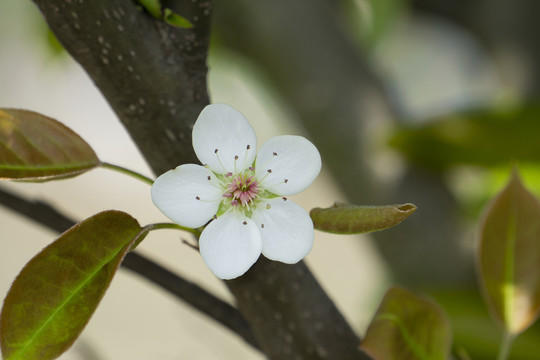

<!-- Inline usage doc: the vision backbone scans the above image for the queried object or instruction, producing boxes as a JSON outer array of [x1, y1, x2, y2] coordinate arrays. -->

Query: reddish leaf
[[478, 170, 540, 334], [361, 287, 452, 360], [0, 109, 99, 181], [0, 211, 146, 360]]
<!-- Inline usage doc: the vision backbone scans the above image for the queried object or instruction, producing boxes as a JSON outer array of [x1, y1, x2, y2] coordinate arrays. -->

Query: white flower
[[151, 104, 322, 279]]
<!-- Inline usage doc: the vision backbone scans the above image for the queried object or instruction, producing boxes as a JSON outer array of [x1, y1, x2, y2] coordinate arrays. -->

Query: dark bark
[[227, 258, 369, 359], [33, 0, 211, 174], [31, 1, 370, 358]]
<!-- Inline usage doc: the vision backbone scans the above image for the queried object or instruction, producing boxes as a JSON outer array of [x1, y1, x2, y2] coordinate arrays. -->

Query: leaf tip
[[396, 203, 417, 213]]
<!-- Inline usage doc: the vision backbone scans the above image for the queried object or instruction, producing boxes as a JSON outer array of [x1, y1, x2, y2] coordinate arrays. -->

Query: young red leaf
[[477, 170, 540, 334], [0, 109, 100, 181], [361, 287, 452, 360], [310, 202, 417, 234], [0, 211, 147, 360]]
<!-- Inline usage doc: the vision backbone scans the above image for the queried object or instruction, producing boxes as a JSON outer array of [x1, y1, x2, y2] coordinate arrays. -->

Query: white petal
[[252, 198, 314, 264], [199, 212, 262, 279], [151, 164, 223, 228], [193, 104, 257, 174], [255, 135, 321, 195]]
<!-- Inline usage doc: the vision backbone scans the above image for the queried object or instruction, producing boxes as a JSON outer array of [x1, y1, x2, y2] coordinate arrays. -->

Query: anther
[[273, 152, 278, 156], [267, 169, 272, 173], [282, 197, 287, 201], [195, 196, 200, 200], [234, 155, 239, 160], [214, 149, 218, 154], [243, 221, 247, 225], [266, 204, 271, 209], [246, 145, 251, 150], [261, 224, 265, 228], [213, 215, 218, 219], [284, 179, 288, 183], [207, 176, 211, 180], [225, 172, 233, 177], [249, 166, 255, 171]]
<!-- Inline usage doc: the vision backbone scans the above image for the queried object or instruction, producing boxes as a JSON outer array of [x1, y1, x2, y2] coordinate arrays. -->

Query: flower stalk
[[100, 162, 155, 185]]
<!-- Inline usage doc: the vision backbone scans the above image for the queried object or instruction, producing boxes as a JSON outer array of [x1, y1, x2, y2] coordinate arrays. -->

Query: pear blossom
[[151, 104, 321, 279]]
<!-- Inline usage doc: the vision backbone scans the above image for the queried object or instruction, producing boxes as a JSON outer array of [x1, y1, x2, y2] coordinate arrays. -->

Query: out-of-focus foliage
[[477, 170, 540, 335], [390, 105, 540, 170], [432, 290, 540, 360], [0, 211, 146, 360], [0, 109, 100, 181], [310, 202, 416, 234], [361, 287, 452, 360], [341, 0, 406, 49]]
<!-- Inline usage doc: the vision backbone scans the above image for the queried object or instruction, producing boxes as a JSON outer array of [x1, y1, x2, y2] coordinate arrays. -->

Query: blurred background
[[1, 0, 540, 359]]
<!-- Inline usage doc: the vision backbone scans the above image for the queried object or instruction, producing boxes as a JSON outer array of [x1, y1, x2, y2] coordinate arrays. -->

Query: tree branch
[[121, 252, 260, 350], [0, 185, 259, 351], [226, 259, 371, 359], [32, 0, 211, 175], [31, 1, 371, 358]]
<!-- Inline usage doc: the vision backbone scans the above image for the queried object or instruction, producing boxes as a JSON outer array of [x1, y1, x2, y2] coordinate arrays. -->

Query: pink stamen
[[223, 174, 260, 207]]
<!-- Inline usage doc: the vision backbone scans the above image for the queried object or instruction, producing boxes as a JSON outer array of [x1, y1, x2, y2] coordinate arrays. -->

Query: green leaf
[[137, 0, 163, 19], [309, 202, 416, 234], [390, 105, 540, 170], [136, 0, 193, 28], [0, 109, 100, 181], [0, 211, 147, 360], [163, 8, 194, 28], [361, 287, 452, 360], [478, 169, 540, 334]]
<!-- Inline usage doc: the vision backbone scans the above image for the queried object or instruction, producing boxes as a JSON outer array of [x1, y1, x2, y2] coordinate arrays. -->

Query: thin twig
[[181, 238, 200, 251], [0, 185, 260, 350]]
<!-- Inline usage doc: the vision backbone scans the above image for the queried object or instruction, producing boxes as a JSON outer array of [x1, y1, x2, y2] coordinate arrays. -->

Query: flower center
[[223, 174, 260, 207]]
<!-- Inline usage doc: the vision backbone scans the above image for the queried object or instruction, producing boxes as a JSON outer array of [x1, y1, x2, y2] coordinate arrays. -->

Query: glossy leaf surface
[[0, 211, 146, 360], [0, 109, 99, 181], [361, 287, 452, 360], [310, 202, 416, 234], [478, 171, 540, 334], [390, 105, 540, 170]]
